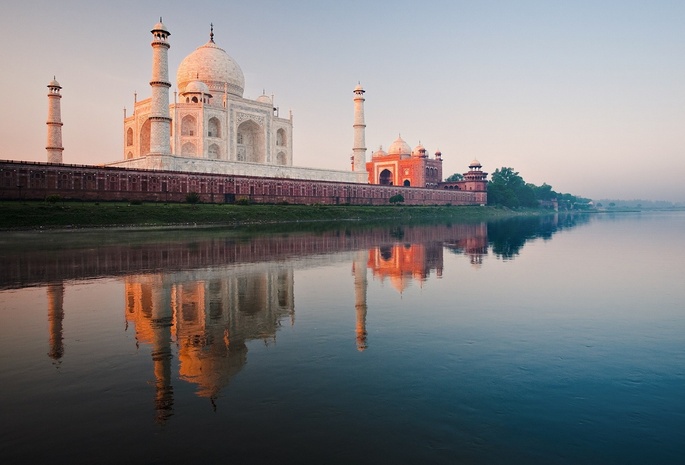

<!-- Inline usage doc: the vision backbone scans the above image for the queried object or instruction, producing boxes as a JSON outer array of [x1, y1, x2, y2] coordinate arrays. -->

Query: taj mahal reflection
[[32, 220, 541, 424], [124, 267, 294, 422]]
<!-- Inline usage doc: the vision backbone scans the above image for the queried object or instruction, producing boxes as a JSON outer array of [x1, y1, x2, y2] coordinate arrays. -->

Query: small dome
[[177, 39, 245, 97], [372, 146, 388, 158], [48, 78, 61, 88], [412, 143, 427, 157], [353, 83, 365, 93], [469, 159, 482, 168], [183, 80, 210, 95], [387, 136, 411, 156], [256, 94, 272, 104], [152, 20, 168, 32]]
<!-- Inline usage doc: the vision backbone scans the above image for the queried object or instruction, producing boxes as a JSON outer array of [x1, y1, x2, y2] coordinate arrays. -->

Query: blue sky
[[1, 0, 683, 201]]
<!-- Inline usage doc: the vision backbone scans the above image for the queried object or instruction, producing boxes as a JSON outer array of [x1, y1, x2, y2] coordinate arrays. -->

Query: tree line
[[487, 167, 591, 209], [448, 167, 591, 209]]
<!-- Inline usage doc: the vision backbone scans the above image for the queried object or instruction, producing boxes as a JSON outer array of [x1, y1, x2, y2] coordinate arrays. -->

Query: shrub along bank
[[0, 201, 549, 230]]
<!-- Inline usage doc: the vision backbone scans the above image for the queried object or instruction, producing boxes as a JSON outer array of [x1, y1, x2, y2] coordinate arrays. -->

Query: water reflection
[[46, 283, 65, 362], [3, 214, 589, 424], [124, 268, 294, 422]]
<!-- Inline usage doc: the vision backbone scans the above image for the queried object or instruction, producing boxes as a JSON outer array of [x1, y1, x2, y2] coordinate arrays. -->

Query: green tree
[[487, 167, 537, 207], [445, 173, 464, 182]]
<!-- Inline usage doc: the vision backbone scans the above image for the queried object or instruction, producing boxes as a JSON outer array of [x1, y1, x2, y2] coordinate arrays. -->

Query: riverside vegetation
[[0, 200, 551, 230]]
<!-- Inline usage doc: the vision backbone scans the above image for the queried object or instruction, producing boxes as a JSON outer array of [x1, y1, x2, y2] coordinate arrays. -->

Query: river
[[0, 211, 683, 464]]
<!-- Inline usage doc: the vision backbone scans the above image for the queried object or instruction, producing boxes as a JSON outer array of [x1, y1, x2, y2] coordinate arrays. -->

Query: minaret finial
[[210, 23, 214, 43], [160, 17, 162, 22]]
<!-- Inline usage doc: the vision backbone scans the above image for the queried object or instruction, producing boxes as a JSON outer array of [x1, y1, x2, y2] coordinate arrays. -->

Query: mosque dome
[[183, 80, 210, 95], [412, 143, 427, 157], [177, 39, 245, 97], [256, 93, 272, 104], [152, 20, 168, 33], [469, 159, 482, 168], [372, 146, 388, 158], [387, 136, 411, 156]]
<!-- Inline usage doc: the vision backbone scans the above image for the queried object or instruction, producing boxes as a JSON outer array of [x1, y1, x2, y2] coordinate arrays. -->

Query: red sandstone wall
[[0, 160, 486, 206]]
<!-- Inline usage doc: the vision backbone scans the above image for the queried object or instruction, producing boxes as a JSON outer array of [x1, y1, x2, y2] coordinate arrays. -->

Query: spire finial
[[210, 23, 214, 43]]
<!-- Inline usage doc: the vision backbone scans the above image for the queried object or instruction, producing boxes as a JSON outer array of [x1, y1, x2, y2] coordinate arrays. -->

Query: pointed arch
[[276, 128, 287, 146], [139, 119, 151, 156], [379, 169, 393, 186], [237, 119, 265, 163], [208, 143, 220, 159], [182, 142, 196, 156], [208, 117, 221, 138], [126, 127, 133, 146], [181, 115, 196, 136]]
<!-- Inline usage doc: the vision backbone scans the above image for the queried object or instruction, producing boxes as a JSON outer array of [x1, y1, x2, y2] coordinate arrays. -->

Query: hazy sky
[[1, 0, 683, 201]]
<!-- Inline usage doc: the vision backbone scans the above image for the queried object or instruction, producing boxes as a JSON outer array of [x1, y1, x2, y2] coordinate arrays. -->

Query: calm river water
[[1, 211, 683, 464]]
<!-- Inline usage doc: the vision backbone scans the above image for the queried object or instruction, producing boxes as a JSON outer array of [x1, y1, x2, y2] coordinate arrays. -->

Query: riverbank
[[0, 201, 553, 230]]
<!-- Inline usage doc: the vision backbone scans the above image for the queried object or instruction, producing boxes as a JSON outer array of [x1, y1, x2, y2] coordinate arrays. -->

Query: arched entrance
[[403, 179, 411, 187], [379, 169, 393, 186], [139, 119, 151, 156], [237, 120, 265, 163]]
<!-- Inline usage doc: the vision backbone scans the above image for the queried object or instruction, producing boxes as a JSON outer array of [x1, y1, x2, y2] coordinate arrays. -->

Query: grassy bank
[[0, 200, 548, 230]]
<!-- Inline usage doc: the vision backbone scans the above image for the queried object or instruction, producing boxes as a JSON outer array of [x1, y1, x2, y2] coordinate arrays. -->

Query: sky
[[1, 0, 683, 202]]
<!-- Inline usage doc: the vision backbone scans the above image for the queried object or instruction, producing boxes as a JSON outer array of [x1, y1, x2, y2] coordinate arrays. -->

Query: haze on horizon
[[0, 0, 683, 202]]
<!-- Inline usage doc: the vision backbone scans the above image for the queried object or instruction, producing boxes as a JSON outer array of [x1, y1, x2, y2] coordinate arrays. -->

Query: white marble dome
[[387, 136, 411, 156], [177, 40, 245, 97], [256, 93, 272, 104], [183, 80, 210, 95], [469, 159, 482, 168]]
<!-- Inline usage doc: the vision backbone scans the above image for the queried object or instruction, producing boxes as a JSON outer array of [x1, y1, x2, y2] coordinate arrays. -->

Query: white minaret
[[352, 84, 367, 171], [148, 19, 172, 156], [46, 77, 63, 163]]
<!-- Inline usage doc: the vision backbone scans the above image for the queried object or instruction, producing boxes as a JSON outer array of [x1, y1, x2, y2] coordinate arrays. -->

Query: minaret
[[46, 77, 63, 163], [353, 251, 368, 351], [148, 19, 172, 156], [352, 84, 367, 172]]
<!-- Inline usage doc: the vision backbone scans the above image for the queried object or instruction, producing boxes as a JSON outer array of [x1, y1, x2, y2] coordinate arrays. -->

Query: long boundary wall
[[0, 160, 487, 206]]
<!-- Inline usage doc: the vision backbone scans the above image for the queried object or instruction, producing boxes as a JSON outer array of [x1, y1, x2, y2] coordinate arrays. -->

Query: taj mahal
[[2, 19, 487, 205]]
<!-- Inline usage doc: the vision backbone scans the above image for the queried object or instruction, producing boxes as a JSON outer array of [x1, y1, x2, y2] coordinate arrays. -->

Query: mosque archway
[[277, 151, 286, 165], [379, 169, 393, 186], [237, 120, 265, 163], [207, 117, 221, 138], [139, 119, 151, 156], [181, 115, 196, 136], [276, 128, 287, 147], [182, 142, 196, 156], [208, 143, 220, 159], [403, 180, 411, 187]]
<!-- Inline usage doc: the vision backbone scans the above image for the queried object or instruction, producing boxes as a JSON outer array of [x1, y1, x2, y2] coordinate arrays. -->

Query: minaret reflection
[[124, 266, 295, 419], [352, 251, 368, 351], [125, 275, 174, 424], [47, 282, 65, 363]]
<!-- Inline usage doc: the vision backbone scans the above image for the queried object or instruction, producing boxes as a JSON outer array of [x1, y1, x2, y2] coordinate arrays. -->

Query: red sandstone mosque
[[1, 20, 487, 205]]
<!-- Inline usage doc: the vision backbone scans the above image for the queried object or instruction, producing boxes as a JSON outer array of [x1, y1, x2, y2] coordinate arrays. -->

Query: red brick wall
[[0, 160, 486, 206]]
